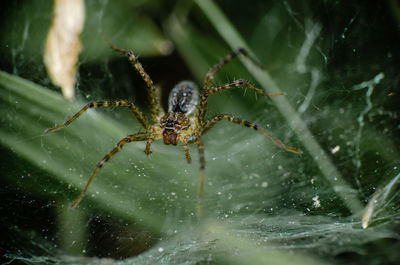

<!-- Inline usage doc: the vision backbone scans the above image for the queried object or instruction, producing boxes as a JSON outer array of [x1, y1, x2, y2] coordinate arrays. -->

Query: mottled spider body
[[46, 38, 301, 216], [160, 112, 191, 146], [160, 81, 199, 146]]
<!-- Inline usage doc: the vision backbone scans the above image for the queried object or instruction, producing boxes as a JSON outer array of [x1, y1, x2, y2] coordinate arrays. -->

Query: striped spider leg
[[46, 99, 152, 209], [197, 47, 301, 154]]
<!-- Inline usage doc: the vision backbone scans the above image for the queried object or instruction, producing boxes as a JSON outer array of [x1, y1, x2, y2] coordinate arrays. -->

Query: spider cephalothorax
[[46, 37, 302, 216], [160, 112, 190, 145]]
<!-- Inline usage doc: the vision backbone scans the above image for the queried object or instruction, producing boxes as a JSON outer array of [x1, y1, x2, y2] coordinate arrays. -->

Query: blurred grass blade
[[362, 171, 400, 229], [193, 0, 363, 215]]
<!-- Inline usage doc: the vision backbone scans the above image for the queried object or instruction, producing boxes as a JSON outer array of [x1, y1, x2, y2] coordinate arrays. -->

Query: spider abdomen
[[168, 81, 199, 115]]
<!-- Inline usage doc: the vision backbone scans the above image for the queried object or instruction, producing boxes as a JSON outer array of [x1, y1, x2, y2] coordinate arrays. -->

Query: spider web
[[1, 0, 400, 264]]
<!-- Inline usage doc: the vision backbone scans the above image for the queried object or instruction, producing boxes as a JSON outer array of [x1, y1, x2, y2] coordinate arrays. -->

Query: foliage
[[1, 0, 399, 264]]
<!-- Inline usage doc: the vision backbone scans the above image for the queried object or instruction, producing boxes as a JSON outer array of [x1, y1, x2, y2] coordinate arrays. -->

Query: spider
[[46, 38, 302, 216]]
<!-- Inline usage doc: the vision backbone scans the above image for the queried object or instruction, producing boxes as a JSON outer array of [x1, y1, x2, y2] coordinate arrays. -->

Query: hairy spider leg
[[144, 138, 153, 155], [70, 133, 150, 209], [198, 48, 282, 127], [102, 36, 164, 121], [199, 48, 250, 126], [189, 136, 205, 217], [183, 143, 191, 163], [45, 100, 150, 133], [202, 114, 302, 154], [197, 79, 284, 128], [204, 48, 263, 88], [208, 80, 285, 98]]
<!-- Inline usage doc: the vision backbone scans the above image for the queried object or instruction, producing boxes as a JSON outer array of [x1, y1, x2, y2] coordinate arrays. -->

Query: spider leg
[[46, 100, 150, 133], [183, 143, 191, 163], [204, 48, 262, 88], [70, 132, 150, 209], [145, 138, 153, 155], [208, 80, 285, 97], [101, 35, 164, 121], [197, 137, 205, 217], [197, 80, 284, 127], [198, 48, 261, 127], [202, 114, 302, 154], [188, 136, 205, 216]]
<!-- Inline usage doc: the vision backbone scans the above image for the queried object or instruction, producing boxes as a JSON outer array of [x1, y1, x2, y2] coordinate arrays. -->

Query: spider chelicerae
[[46, 39, 302, 216]]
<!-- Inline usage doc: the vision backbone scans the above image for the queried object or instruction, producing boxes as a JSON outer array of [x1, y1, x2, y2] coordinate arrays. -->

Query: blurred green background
[[1, 0, 400, 264]]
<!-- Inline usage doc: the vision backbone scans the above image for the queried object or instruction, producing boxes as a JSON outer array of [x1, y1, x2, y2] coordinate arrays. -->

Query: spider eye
[[168, 81, 199, 115]]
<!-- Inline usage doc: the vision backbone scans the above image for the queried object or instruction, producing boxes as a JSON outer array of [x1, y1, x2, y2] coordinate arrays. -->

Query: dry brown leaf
[[44, 0, 85, 100]]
